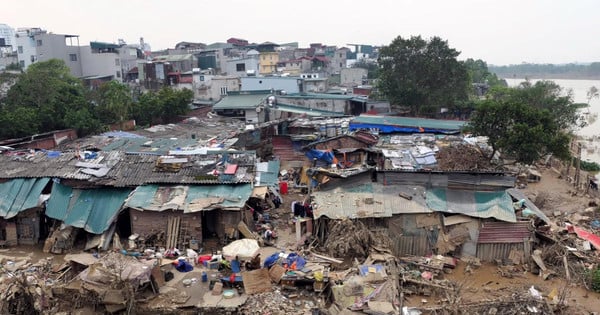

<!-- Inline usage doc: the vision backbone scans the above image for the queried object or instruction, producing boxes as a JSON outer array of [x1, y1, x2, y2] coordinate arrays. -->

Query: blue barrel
[[202, 271, 208, 282]]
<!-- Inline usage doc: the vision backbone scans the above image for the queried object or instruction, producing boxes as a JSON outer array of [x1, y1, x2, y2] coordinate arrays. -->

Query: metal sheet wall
[[476, 242, 530, 262]]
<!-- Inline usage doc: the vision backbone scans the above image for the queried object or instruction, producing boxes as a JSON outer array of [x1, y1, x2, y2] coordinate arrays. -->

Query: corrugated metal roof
[[275, 103, 345, 117], [46, 181, 132, 234], [350, 115, 465, 132], [379, 185, 431, 214], [426, 188, 516, 222], [0, 178, 50, 219], [125, 184, 251, 212], [477, 221, 533, 244], [506, 188, 551, 223], [100, 137, 200, 155], [255, 160, 280, 187], [0, 151, 122, 181], [313, 182, 392, 219], [213, 92, 268, 110]]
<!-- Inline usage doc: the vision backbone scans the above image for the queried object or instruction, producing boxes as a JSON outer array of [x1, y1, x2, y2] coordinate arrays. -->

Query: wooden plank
[[237, 221, 256, 239], [268, 264, 286, 283], [242, 268, 272, 294], [310, 252, 343, 264]]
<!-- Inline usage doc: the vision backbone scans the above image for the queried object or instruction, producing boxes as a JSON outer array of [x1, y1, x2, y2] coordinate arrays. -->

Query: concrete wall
[[225, 57, 259, 76], [241, 77, 300, 94], [35, 33, 82, 77], [196, 76, 240, 102], [80, 46, 121, 81], [340, 68, 367, 87], [279, 96, 348, 113]]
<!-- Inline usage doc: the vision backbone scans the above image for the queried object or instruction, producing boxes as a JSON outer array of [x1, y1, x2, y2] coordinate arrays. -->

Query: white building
[[0, 23, 16, 52]]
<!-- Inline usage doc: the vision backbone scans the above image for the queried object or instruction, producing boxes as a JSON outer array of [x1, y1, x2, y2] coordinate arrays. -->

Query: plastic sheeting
[[426, 188, 516, 222], [222, 238, 260, 260], [305, 149, 336, 165]]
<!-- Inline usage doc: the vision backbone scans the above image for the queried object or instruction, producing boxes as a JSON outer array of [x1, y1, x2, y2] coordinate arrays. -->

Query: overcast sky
[[3, 0, 599, 65]]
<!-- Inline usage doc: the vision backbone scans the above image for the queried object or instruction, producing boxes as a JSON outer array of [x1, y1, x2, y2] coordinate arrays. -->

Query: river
[[504, 78, 600, 163]]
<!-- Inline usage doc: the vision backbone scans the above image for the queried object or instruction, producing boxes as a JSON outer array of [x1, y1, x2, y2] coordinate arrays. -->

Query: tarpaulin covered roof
[[0, 178, 50, 219], [46, 182, 132, 234], [426, 188, 516, 222], [313, 179, 431, 219], [349, 115, 465, 134], [126, 184, 252, 213]]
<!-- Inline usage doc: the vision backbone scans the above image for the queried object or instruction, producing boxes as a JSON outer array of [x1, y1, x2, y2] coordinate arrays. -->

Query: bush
[[586, 268, 600, 292]]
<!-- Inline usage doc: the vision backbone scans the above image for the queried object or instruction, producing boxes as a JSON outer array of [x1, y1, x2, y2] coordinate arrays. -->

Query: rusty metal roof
[[477, 221, 533, 244]]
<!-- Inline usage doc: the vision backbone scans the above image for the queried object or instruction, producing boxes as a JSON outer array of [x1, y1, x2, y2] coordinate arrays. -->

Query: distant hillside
[[490, 63, 600, 80]]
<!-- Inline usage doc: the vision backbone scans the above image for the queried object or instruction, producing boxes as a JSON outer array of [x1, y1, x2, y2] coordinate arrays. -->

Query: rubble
[[323, 219, 392, 259]]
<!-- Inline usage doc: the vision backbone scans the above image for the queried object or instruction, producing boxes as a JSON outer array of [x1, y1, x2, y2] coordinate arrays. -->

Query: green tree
[[377, 35, 469, 116], [463, 58, 506, 88], [130, 87, 192, 126], [2, 59, 101, 137], [90, 80, 133, 127], [467, 82, 577, 165], [156, 87, 193, 123]]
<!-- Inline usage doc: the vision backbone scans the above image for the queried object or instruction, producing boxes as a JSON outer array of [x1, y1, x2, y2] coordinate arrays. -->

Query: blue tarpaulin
[[305, 149, 336, 164], [46, 181, 132, 234], [0, 178, 50, 219]]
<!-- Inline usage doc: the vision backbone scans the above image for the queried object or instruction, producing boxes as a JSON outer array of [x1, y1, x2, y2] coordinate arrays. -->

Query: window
[[116, 71, 121, 78], [220, 87, 228, 96], [19, 60, 25, 68], [236, 63, 246, 72], [340, 62, 343, 67], [17, 46, 23, 54], [36, 39, 43, 46], [69, 54, 77, 61], [115, 58, 120, 66]]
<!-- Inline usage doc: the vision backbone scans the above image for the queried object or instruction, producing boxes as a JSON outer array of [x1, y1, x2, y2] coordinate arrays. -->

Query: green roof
[[126, 184, 252, 212], [213, 92, 268, 110], [46, 182, 132, 234], [351, 115, 466, 131], [426, 188, 515, 222], [0, 178, 50, 219]]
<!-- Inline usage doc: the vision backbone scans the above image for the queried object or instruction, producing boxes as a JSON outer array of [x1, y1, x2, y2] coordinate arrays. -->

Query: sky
[[2, 0, 599, 65]]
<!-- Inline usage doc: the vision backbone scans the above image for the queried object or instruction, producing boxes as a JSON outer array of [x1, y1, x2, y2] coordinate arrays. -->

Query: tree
[[90, 80, 133, 127], [377, 35, 469, 115], [351, 59, 379, 80], [587, 86, 599, 105], [1, 59, 101, 137], [467, 82, 577, 165], [156, 87, 193, 123], [463, 58, 506, 88], [130, 87, 193, 126]]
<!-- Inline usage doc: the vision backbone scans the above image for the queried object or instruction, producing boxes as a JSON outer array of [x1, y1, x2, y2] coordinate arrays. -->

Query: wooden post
[[575, 143, 582, 190]]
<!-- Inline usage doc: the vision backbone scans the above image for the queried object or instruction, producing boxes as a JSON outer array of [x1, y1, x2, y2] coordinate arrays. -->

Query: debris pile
[[436, 143, 494, 171], [0, 257, 55, 314], [323, 219, 392, 258]]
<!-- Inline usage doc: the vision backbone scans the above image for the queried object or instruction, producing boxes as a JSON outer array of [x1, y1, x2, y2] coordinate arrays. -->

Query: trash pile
[[435, 143, 494, 171], [323, 219, 392, 258], [0, 256, 55, 314]]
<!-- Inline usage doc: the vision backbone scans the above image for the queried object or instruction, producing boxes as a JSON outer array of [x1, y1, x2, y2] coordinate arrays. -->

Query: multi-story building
[[15, 28, 82, 76], [259, 51, 279, 75], [0, 23, 16, 53]]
